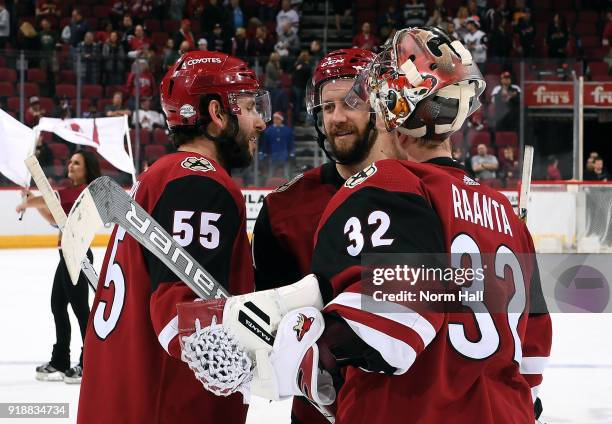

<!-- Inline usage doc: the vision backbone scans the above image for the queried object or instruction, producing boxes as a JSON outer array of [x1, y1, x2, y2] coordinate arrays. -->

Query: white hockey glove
[[177, 274, 324, 400]]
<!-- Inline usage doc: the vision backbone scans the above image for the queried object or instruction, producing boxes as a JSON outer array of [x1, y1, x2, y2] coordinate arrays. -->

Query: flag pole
[[18, 128, 39, 220], [124, 114, 136, 184]]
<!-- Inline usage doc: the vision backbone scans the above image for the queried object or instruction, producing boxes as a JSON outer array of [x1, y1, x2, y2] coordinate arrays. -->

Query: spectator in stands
[[54, 97, 73, 119], [426, 10, 445, 29], [453, 6, 470, 41], [463, 17, 487, 67], [276, 0, 299, 36], [174, 19, 195, 51], [68, 8, 89, 47], [471, 144, 499, 180], [489, 16, 513, 59], [309, 39, 323, 63], [35, 0, 60, 27], [0, 1, 10, 48], [491, 71, 521, 131], [352, 22, 380, 52], [162, 39, 181, 72], [132, 97, 164, 130], [265, 51, 288, 112], [125, 59, 156, 108], [483, 0, 510, 34], [232, 27, 249, 57], [78, 31, 101, 84], [102, 31, 126, 86], [452, 145, 467, 167], [128, 25, 151, 58], [25, 97, 46, 127], [38, 18, 59, 78], [467, 0, 480, 20], [247, 25, 274, 60], [275, 21, 300, 57], [34, 133, 53, 176], [110, 1, 130, 28], [379, 4, 401, 38], [432, 0, 448, 20], [499, 146, 519, 186], [514, 8, 535, 57], [82, 99, 101, 118], [105, 91, 132, 117], [603, 10, 612, 47], [261, 111, 294, 179], [585, 158, 610, 181], [130, 0, 154, 25], [292, 49, 311, 124], [119, 15, 135, 51], [95, 20, 114, 44], [168, 0, 186, 21], [403, 0, 426, 27], [197, 38, 208, 51], [445, 21, 460, 41], [208, 23, 231, 53], [546, 155, 563, 180], [202, 0, 228, 34], [547, 13, 569, 59], [17, 21, 40, 51], [228, 0, 244, 34]]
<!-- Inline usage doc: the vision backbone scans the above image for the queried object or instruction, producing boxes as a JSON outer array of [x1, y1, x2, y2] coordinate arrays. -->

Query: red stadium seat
[[93, 5, 111, 17], [144, 145, 167, 162], [152, 128, 169, 145], [39, 97, 54, 112], [6, 96, 21, 111], [83, 84, 103, 98], [130, 128, 151, 146], [0, 68, 17, 83], [48, 143, 70, 161], [56, 84, 77, 98], [27, 68, 46, 83], [495, 131, 518, 148], [578, 10, 599, 23], [59, 70, 77, 84], [0, 57, 6, 67], [575, 22, 597, 37], [21, 82, 39, 97], [0, 82, 14, 97], [152, 32, 169, 48], [588, 61, 610, 78], [467, 130, 491, 147], [580, 36, 601, 51], [105, 85, 125, 98], [144, 19, 161, 32], [163, 19, 180, 33]]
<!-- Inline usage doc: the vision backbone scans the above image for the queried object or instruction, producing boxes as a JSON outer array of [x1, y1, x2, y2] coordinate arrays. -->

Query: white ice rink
[[1, 248, 611, 423]]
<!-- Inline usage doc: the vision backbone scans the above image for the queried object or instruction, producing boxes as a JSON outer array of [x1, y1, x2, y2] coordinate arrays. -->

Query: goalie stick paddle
[[24, 155, 99, 291], [61, 176, 337, 423], [518, 145, 534, 222]]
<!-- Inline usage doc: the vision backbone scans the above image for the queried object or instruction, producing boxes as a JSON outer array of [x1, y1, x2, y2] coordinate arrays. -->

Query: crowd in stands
[[0, 0, 610, 188]]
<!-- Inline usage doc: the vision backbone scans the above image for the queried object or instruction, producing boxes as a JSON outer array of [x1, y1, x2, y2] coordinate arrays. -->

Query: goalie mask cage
[[527, 182, 612, 253]]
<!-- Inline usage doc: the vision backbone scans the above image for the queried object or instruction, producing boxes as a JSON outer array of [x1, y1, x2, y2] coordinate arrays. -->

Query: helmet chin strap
[[314, 112, 377, 166]]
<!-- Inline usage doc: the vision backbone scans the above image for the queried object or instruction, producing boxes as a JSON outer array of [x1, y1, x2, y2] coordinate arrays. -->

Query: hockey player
[[251, 48, 393, 423], [77, 51, 270, 423], [176, 28, 551, 424]]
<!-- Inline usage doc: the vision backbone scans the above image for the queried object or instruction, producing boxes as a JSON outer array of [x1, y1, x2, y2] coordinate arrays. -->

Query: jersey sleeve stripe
[[158, 315, 179, 354], [328, 292, 438, 346], [342, 317, 418, 374], [520, 356, 549, 374], [530, 384, 541, 402]]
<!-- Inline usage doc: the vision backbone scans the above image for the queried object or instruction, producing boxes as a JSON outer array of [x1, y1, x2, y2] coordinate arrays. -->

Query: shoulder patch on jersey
[[274, 173, 304, 192], [463, 175, 480, 186], [344, 163, 377, 188], [181, 156, 216, 173]]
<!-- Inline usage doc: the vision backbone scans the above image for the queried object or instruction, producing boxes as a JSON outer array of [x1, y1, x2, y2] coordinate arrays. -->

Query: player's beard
[[217, 121, 254, 169], [327, 119, 376, 165]]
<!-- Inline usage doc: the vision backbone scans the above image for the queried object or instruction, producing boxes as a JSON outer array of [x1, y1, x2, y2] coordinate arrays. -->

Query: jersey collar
[[320, 161, 345, 189]]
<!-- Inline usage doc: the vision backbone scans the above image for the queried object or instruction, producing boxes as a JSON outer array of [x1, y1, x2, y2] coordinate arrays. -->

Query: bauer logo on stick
[[181, 157, 216, 173], [293, 313, 315, 341]]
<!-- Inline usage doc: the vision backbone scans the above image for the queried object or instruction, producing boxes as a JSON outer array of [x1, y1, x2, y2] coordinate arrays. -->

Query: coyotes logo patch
[[181, 156, 216, 173], [344, 163, 377, 188], [293, 313, 315, 341]]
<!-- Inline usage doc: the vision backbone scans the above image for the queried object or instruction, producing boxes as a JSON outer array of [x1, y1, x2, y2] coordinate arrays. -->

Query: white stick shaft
[[519, 145, 534, 221]]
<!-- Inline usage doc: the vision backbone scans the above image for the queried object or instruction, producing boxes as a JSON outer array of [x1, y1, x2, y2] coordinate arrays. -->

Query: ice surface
[[0, 248, 610, 423]]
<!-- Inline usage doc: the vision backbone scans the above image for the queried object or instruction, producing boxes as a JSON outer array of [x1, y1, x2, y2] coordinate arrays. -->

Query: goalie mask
[[346, 27, 485, 140]]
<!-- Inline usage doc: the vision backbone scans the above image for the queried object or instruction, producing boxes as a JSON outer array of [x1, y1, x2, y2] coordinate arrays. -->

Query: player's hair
[[170, 94, 225, 148], [74, 150, 101, 184]]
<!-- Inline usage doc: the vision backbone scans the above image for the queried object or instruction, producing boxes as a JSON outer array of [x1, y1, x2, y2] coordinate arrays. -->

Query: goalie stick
[[518, 145, 534, 222], [24, 155, 99, 291], [61, 176, 336, 422]]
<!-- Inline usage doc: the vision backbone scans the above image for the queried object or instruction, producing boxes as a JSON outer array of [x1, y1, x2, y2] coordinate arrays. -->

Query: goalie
[[179, 28, 552, 424]]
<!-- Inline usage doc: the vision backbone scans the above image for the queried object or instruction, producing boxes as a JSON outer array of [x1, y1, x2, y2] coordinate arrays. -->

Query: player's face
[[68, 153, 87, 185], [226, 96, 266, 168], [320, 79, 373, 164]]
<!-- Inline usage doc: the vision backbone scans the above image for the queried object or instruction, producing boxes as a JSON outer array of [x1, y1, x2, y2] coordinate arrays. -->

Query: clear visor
[[305, 77, 370, 115], [233, 90, 272, 123]]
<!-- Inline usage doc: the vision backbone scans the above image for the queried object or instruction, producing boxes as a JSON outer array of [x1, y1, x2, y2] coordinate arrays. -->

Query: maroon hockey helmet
[[160, 51, 271, 130], [346, 27, 486, 140], [305, 48, 377, 115]]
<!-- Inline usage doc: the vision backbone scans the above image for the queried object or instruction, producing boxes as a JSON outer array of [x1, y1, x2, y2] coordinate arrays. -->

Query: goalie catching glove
[[177, 275, 335, 404]]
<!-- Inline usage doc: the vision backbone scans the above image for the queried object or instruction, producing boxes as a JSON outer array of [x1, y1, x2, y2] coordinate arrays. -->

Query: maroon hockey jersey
[[252, 161, 343, 424], [312, 157, 552, 424], [78, 152, 253, 424]]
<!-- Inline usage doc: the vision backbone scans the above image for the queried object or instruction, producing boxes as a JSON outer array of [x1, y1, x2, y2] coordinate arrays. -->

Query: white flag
[[37, 117, 134, 175], [0, 109, 35, 187]]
